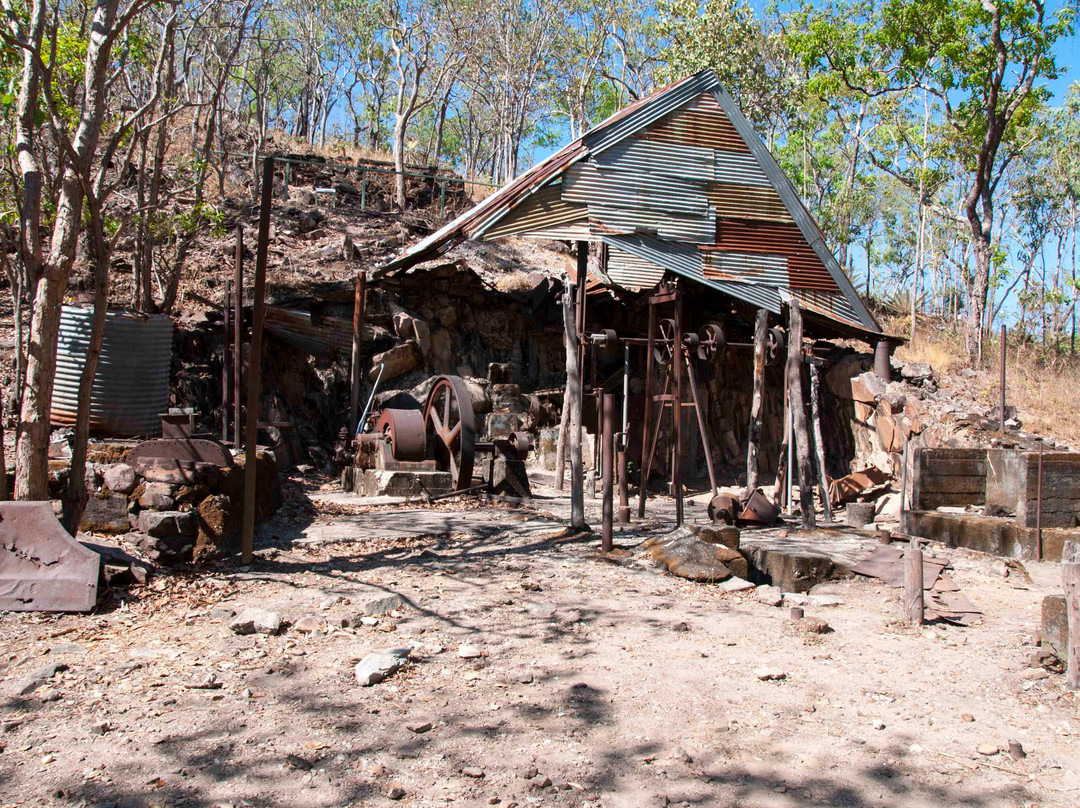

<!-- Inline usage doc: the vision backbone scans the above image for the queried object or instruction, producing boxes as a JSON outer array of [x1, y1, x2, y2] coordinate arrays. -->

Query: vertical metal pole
[[440, 178, 446, 219], [361, 169, 367, 210], [673, 290, 684, 526], [785, 407, 794, 512], [602, 392, 615, 552], [638, 301, 657, 519], [233, 225, 243, 447], [242, 156, 274, 565], [349, 272, 366, 433], [900, 440, 909, 533], [1000, 323, 1007, 437], [1037, 438, 1044, 562], [685, 354, 717, 497], [282, 161, 290, 201], [222, 280, 231, 444], [618, 343, 630, 524]]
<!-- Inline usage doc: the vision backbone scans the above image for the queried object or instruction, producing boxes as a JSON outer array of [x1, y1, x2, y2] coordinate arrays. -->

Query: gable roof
[[380, 69, 882, 336]]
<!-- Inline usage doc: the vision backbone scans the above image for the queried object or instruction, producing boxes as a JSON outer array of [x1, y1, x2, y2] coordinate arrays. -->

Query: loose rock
[[229, 608, 283, 636]]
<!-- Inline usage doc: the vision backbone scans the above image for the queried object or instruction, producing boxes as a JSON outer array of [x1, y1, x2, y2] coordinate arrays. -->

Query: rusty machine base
[[341, 375, 532, 500]]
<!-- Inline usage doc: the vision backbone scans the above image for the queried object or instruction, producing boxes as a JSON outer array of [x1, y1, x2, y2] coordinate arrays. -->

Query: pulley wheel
[[374, 408, 427, 461], [766, 326, 786, 367], [707, 493, 740, 526], [424, 375, 476, 490], [653, 318, 677, 364], [698, 323, 726, 361]]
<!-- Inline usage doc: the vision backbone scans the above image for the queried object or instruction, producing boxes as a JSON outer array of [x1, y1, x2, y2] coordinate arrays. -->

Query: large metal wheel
[[653, 318, 677, 365], [424, 375, 476, 490], [698, 323, 726, 361], [766, 326, 786, 367]]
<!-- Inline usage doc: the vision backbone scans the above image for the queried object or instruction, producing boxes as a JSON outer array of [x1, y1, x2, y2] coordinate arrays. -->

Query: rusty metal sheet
[[602, 232, 782, 313], [641, 103, 749, 152], [792, 289, 861, 326], [589, 204, 715, 245], [128, 437, 234, 467], [606, 246, 667, 290], [264, 306, 375, 357], [477, 183, 588, 240], [0, 501, 99, 612], [563, 163, 709, 216], [712, 219, 838, 292], [703, 250, 789, 286], [707, 181, 792, 221], [593, 139, 716, 182], [851, 544, 949, 589]]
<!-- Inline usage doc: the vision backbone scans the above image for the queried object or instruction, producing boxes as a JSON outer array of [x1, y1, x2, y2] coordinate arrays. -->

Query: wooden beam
[[562, 282, 586, 530], [1064, 540, 1080, 690], [747, 308, 767, 489], [809, 361, 833, 523], [787, 299, 816, 529], [905, 539, 925, 626]]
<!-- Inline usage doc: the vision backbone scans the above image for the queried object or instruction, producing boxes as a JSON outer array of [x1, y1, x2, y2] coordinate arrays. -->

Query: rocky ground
[[1, 474, 1078, 808]]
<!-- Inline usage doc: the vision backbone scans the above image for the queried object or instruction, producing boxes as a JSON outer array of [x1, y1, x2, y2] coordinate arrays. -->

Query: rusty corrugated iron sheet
[[52, 306, 173, 438], [607, 245, 667, 290], [703, 250, 789, 287], [792, 288, 861, 326], [641, 102, 749, 153], [480, 183, 588, 240], [563, 163, 708, 216], [264, 306, 378, 357], [593, 139, 715, 181], [379, 68, 883, 338], [589, 204, 715, 244], [707, 182, 792, 222], [713, 219, 838, 292]]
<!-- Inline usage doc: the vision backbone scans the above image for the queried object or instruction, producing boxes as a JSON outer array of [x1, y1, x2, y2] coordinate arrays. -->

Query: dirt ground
[[1, 474, 1078, 808]]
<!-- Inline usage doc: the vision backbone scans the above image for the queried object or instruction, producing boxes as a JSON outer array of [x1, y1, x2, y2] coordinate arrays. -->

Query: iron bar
[[233, 224, 243, 447], [1000, 324, 1007, 438], [221, 280, 231, 444], [673, 290, 684, 526], [684, 354, 717, 497], [349, 272, 366, 433], [619, 343, 630, 524], [638, 296, 657, 518], [1037, 438, 1044, 562], [242, 156, 274, 565], [602, 392, 615, 551], [357, 363, 385, 437]]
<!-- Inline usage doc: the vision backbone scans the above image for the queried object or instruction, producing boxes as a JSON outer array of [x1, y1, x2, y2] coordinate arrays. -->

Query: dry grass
[[882, 312, 1080, 447]]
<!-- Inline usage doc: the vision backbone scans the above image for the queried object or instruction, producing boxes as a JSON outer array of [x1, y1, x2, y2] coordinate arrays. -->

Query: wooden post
[[348, 272, 366, 433], [787, 300, 815, 529], [554, 393, 569, 491], [562, 284, 586, 530], [241, 156, 274, 564], [747, 308, 768, 489], [233, 224, 243, 447], [1063, 541, 1080, 690], [809, 360, 833, 523], [773, 370, 789, 507], [904, 538, 925, 626]]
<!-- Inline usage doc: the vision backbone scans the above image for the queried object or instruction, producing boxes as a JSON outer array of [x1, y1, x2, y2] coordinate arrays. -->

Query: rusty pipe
[[233, 224, 243, 447], [222, 280, 231, 443], [1037, 438, 1044, 562], [602, 391, 615, 552], [1000, 324, 1007, 438]]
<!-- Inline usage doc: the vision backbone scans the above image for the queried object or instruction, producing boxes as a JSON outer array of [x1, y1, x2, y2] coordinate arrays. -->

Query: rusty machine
[[344, 375, 532, 497]]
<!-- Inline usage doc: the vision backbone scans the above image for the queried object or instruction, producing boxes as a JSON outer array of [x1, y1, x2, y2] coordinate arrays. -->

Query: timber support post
[[904, 538, 925, 626], [1063, 541, 1079, 690], [747, 308, 767, 489], [808, 358, 833, 522], [562, 282, 585, 531], [349, 272, 367, 434], [786, 299, 815, 528], [241, 156, 273, 565]]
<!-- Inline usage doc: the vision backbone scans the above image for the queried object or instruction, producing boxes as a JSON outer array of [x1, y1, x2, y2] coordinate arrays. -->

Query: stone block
[[194, 495, 234, 563], [139, 482, 176, 510], [102, 463, 137, 495], [138, 510, 197, 538], [80, 494, 131, 534], [1040, 594, 1068, 660], [353, 469, 453, 498]]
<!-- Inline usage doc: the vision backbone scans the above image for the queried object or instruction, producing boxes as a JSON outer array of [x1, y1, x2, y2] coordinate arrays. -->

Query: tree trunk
[[562, 286, 585, 530], [787, 300, 815, 529], [61, 209, 110, 534], [393, 113, 408, 210], [746, 308, 767, 489]]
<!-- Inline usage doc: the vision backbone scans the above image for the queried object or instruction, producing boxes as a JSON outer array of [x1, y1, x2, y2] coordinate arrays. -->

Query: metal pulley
[[766, 326, 786, 366], [373, 408, 427, 461]]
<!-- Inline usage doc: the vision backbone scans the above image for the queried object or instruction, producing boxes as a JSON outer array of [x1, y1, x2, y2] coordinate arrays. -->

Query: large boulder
[[644, 527, 748, 582], [369, 341, 422, 383], [102, 463, 137, 495], [80, 494, 131, 534]]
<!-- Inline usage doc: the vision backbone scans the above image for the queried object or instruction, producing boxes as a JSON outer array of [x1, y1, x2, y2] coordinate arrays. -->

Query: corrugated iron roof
[[379, 69, 882, 337]]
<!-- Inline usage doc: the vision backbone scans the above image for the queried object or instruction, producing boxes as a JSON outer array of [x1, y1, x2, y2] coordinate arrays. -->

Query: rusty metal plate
[[0, 502, 100, 612], [128, 438, 234, 468]]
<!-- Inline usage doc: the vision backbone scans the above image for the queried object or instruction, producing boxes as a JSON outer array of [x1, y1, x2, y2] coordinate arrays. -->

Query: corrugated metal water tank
[[51, 306, 174, 437]]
